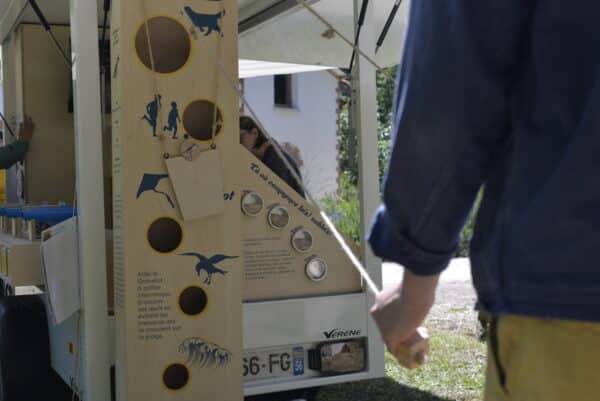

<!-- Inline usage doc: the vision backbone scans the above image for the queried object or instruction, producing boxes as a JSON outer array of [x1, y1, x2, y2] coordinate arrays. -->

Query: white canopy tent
[[1, 0, 408, 67]]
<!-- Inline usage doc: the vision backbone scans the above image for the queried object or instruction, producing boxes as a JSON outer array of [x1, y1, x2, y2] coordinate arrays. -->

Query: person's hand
[[18, 116, 34, 142], [370, 270, 439, 358]]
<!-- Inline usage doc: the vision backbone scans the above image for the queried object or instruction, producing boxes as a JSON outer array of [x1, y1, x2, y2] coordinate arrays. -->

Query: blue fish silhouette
[[179, 252, 237, 285], [136, 174, 175, 208]]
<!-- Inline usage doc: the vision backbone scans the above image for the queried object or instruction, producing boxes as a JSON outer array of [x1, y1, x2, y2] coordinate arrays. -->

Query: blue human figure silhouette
[[163, 102, 181, 139], [141, 94, 162, 136]]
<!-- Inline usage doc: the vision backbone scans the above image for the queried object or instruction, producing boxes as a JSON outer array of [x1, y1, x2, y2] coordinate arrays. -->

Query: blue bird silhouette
[[136, 173, 175, 208], [179, 253, 237, 285]]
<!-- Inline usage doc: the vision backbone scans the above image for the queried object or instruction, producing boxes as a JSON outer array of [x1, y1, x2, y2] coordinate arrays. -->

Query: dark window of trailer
[[274, 74, 294, 108]]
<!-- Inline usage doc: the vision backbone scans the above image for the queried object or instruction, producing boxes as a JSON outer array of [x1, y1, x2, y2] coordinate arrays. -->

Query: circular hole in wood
[[179, 286, 208, 316], [135, 17, 191, 74], [162, 363, 189, 390], [147, 217, 183, 254], [182, 100, 223, 141]]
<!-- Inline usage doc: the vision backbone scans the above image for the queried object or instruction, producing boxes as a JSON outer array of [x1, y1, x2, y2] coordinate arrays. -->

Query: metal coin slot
[[305, 257, 328, 282], [241, 192, 264, 216], [267, 205, 289, 229], [291, 228, 313, 253]]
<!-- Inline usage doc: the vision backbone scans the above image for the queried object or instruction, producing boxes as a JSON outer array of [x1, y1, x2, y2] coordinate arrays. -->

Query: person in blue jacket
[[368, 2, 600, 400], [0, 116, 33, 169]]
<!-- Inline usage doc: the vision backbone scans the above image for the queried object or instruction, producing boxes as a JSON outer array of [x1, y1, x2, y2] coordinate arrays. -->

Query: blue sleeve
[[368, 1, 534, 275]]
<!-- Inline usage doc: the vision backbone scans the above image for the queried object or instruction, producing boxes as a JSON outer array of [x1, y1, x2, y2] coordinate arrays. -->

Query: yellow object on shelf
[[0, 170, 5, 204]]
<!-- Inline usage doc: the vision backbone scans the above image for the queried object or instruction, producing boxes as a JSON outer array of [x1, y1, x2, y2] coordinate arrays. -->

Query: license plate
[[243, 346, 305, 381]]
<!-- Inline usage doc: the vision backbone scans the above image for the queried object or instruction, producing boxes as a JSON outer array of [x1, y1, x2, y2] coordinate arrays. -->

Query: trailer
[[0, 1, 408, 400]]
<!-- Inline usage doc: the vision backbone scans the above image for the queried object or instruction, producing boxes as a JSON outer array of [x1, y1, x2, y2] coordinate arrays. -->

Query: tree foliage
[[338, 66, 398, 188], [333, 66, 479, 256]]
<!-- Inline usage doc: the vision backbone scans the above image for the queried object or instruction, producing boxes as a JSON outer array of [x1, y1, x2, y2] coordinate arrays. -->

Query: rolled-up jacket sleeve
[[368, 1, 533, 276], [0, 140, 28, 169]]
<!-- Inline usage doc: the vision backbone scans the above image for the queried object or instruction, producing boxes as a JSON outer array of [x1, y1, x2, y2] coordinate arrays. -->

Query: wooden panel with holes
[[111, 1, 242, 400]]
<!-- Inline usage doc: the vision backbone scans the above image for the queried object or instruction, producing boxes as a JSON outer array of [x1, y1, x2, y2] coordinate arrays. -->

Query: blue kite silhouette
[[163, 102, 181, 139], [184, 6, 225, 37], [136, 173, 175, 208], [141, 94, 162, 136], [179, 252, 237, 285]]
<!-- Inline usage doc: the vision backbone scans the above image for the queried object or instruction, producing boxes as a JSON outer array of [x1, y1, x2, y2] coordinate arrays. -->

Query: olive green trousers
[[485, 315, 600, 401]]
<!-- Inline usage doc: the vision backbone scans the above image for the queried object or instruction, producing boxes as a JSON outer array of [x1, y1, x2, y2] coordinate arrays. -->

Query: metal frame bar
[[69, 0, 110, 399], [239, 0, 319, 34], [239, 0, 297, 33], [0, 0, 28, 43], [352, 0, 385, 379], [246, 372, 371, 396], [0, 30, 21, 203]]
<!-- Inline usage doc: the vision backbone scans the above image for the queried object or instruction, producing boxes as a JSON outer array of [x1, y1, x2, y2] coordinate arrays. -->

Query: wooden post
[[111, 1, 243, 400]]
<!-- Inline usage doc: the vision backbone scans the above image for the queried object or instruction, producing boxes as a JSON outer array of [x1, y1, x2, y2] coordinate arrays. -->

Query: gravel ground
[[427, 280, 480, 338]]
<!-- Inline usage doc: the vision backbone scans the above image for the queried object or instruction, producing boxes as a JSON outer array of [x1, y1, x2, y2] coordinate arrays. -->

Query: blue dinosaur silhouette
[[184, 6, 225, 37], [179, 252, 237, 285], [163, 102, 181, 139], [141, 94, 162, 136], [136, 173, 175, 208]]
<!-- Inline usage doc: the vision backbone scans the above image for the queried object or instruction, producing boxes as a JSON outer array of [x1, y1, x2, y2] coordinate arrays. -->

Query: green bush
[[322, 173, 361, 247], [333, 64, 482, 258], [323, 177, 483, 258]]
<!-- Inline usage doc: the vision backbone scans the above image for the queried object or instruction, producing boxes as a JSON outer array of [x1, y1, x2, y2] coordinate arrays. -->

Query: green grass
[[317, 330, 486, 401]]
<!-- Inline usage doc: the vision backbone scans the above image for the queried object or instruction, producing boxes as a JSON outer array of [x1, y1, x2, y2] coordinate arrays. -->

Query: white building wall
[[243, 71, 339, 200]]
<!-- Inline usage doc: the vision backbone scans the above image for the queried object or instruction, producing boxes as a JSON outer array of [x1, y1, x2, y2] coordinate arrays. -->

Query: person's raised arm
[[0, 116, 34, 169], [369, 0, 534, 350]]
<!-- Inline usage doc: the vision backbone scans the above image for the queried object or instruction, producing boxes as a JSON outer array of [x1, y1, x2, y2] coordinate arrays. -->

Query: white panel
[[243, 293, 368, 349], [49, 313, 116, 389], [239, 59, 334, 78], [70, 0, 110, 400]]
